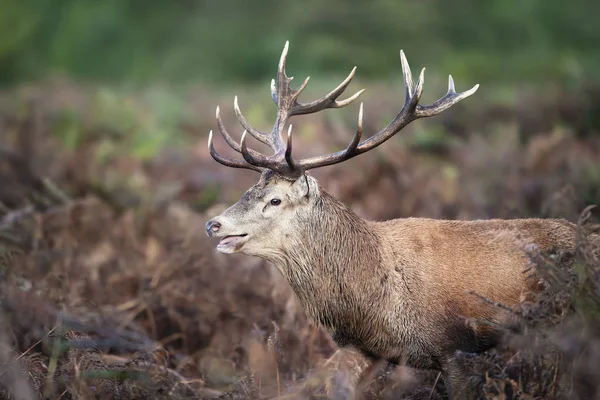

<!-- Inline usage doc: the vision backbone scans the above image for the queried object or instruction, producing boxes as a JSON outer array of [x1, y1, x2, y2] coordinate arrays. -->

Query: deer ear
[[291, 174, 317, 200]]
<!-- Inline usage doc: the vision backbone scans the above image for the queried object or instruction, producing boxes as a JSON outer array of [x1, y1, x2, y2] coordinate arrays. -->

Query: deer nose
[[205, 220, 221, 237]]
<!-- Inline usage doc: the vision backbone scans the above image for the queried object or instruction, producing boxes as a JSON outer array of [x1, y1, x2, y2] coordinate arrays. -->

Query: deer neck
[[272, 190, 383, 325]]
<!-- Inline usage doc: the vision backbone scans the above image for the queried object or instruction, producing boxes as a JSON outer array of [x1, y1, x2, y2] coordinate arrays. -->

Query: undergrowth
[[0, 82, 599, 399]]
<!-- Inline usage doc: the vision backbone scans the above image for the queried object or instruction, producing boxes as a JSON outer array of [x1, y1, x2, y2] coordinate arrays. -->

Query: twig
[[575, 205, 596, 257], [0, 206, 35, 231], [159, 333, 184, 347], [99, 354, 208, 397], [465, 290, 521, 316], [56, 313, 156, 353], [551, 353, 560, 399], [354, 359, 387, 400], [273, 349, 280, 398], [43, 331, 62, 398], [429, 372, 441, 400], [143, 301, 158, 341], [16, 324, 62, 361], [116, 298, 140, 312], [41, 178, 70, 205]]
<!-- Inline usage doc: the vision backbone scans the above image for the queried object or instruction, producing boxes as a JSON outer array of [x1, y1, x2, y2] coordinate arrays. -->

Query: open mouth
[[217, 234, 248, 251]]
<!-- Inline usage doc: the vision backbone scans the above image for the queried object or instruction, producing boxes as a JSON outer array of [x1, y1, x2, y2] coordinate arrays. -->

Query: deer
[[204, 42, 578, 399]]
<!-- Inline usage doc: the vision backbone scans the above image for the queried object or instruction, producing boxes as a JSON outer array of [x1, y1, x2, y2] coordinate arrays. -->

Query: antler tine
[[269, 41, 312, 154], [293, 67, 365, 115], [271, 40, 311, 106], [209, 41, 318, 176], [271, 75, 311, 106], [233, 96, 274, 149], [292, 103, 364, 169], [296, 50, 478, 172], [240, 130, 283, 172], [232, 41, 311, 157], [399, 50, 426, 112], [415, 75, 479, 117], [271, 41, 364, 138], [216, 105, 272, 160], [346, 102, 364, 154], [277, 40, 292, 90], [208, 130, 264, 172], [284, 124, 296, 171], [216, 105, 242, 152], [400, 50, 415, 105]]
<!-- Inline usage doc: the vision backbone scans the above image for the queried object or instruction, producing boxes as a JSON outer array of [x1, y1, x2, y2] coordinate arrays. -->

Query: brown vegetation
[[0, 81, 599, 399]]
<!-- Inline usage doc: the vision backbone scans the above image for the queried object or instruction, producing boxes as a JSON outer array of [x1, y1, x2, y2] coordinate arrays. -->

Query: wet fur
[[209, 171, 578, 399]]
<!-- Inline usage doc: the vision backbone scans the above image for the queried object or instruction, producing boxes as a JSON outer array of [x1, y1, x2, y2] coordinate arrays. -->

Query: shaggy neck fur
[[271, 188, 385, 329]]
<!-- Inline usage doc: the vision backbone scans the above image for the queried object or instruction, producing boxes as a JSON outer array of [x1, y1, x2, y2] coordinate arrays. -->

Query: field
[[0, 74, 600, 400]]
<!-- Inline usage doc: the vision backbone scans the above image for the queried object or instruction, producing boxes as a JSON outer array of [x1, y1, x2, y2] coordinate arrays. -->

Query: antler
[[208, 42, 479, 176], [208, 41, 364, 175]]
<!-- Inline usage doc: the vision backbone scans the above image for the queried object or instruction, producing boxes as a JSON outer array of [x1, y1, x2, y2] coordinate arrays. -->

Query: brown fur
[[206, 171, 578, 399]]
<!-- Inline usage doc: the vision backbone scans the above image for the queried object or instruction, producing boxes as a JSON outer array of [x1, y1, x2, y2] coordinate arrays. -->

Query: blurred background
[[1, 1, 600, 399], [2, 0, 599, 85]]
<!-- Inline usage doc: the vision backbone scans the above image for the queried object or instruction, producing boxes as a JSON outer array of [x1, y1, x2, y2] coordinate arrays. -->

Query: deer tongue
[[219, 235, 245, 247]]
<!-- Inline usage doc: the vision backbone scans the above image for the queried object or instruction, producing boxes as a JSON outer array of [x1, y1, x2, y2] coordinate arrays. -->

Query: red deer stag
[[205, 42, 577, 399]]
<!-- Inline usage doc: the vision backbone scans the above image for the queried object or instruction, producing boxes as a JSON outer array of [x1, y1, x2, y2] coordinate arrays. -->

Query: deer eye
[[270, 198, 281, 206]]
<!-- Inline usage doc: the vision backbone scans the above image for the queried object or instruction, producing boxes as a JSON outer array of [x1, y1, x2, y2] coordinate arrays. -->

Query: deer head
[[205, 41, 479, 258]]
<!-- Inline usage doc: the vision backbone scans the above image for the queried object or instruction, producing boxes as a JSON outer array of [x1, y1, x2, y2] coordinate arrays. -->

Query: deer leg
[[378, 362, 396, 393], [353, 358, 388, 399], [440, 356, 482, 400]]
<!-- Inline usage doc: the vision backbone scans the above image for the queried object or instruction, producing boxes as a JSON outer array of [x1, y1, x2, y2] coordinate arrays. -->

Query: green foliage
[[581, 163, 600, 207], [49, 85, 190, 171], [572, 260, 600, 320], [193, 185, 221, 212], [86, 87, 188, 162], [0, 0, 599, 86], [410, 125, 452, 152], [52, 109, 85, 151]]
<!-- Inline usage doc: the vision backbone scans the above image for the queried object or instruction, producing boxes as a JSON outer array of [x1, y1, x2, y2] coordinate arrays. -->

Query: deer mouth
[[217, 234, 248, 252]]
